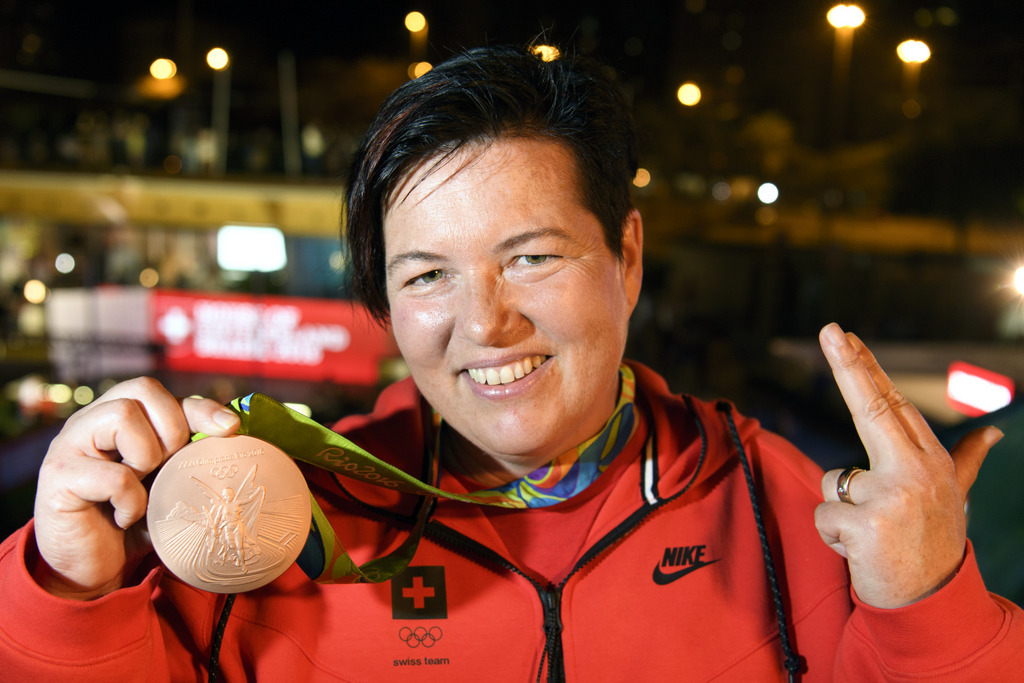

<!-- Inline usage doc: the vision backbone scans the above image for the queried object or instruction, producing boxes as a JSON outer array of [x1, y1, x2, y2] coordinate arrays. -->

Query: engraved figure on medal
[[148, 435, 311, 593], [161, 464, 271, 577]]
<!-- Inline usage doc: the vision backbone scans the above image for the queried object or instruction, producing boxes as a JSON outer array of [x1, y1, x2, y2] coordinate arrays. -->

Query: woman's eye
[[408, 269, 444, 286], [519, 254, 550, 266]]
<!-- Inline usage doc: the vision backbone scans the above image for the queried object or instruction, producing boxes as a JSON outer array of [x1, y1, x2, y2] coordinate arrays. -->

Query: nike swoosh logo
[[652, 559, 721, 585]]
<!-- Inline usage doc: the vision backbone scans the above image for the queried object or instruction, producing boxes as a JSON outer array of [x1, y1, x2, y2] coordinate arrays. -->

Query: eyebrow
[[495, 227, 575, 252], [385, 227, 577, 277], [386, 250, 446, 277]]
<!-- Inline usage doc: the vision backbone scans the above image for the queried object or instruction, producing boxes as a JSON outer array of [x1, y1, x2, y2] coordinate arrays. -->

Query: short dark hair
[[344, 44, 638, 323]]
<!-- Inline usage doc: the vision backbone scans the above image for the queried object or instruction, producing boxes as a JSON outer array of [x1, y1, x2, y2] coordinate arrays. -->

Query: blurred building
[[1, 0, 1022, 543]]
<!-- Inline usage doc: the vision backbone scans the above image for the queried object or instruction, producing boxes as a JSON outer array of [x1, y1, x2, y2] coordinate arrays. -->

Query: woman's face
[[383, 138, 643, 476]]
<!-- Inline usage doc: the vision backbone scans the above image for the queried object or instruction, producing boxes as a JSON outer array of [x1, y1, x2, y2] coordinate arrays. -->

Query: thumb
[[182, 396, 241, 438], [949, 426, 1003, 498]]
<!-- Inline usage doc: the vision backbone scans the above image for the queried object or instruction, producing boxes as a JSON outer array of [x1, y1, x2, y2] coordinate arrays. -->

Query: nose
[[457, 276, 526, 348]]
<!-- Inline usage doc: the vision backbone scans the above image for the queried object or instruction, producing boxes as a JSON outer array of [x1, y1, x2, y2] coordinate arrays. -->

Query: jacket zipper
[[539, 588, 564, 683], [426, 514, 663, 683], [425, 521, 563, 680]]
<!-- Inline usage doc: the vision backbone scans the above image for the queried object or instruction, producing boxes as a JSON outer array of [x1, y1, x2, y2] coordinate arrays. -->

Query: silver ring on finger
[[836, 466, 866, 505]]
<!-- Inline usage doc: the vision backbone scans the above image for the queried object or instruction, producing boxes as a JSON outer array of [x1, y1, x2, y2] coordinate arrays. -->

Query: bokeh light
[[44, 383, 73, 404], [755, 207, 778, 225], [55, 253, 75, 274], [284, 402, 313, 417], [24, 279, 48, 304], [22, 33, 41, 55], [827, 5, 865, 29], [677, 82, 702, 106], [897, 40, 931, 64], [149, 58, 177, 80], [206, 48, 230, 70], [140, 267, 160, 288], [711, 181, 731, 201], [408, 61, 433, 79], [163, 155, 183, 174], [404, 12, 427, 33], [73, 386, 95, 406], [757, 182, 779, 204], [902, 100, 922, 119], [935, 7, 958, 26], [531, 45, 561, 62]]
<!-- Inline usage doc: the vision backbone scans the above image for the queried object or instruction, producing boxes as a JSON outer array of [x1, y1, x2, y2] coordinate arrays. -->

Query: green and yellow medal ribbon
[[226, 365, 637, 585]]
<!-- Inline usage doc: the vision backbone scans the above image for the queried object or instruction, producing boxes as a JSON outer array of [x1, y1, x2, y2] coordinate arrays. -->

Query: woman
[[1, 45, 1020, 681]]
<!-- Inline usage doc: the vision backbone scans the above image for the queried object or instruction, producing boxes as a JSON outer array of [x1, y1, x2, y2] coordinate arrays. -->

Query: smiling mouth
[[467, 355, 548, 386]]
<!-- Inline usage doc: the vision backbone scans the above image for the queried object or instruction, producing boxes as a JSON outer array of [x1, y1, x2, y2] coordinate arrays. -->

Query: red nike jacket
[[1, 362, 1021, 680]]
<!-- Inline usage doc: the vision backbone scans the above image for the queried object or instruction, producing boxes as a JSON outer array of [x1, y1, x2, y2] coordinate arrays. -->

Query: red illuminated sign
[[151, 290, 397, 385], [946, 361, 1015, 417]]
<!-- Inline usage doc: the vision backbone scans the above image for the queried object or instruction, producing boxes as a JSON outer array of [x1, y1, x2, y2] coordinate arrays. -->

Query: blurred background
[[1, 1, 1022, 601]]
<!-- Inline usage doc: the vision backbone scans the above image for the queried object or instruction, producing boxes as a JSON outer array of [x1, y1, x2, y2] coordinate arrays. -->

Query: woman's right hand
[[32, 377, 240, 600]]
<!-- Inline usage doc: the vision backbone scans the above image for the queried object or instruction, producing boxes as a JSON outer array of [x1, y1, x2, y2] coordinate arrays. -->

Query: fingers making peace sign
[[814, 323, 1004, 608]]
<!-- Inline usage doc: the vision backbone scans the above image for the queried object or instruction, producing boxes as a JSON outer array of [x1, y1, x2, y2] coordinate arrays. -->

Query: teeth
[[468, 356, 547, 386]]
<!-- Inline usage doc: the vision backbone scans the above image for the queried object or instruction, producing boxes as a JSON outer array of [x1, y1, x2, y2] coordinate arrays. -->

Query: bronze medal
[[147, 435, 311, 593]]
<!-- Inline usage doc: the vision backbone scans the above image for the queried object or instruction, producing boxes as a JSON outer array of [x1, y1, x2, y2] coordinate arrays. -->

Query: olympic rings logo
[[210, 464, 238, 480], [399, 626, 443, 648]]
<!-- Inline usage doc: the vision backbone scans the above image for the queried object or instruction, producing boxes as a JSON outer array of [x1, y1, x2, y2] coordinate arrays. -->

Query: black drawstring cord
[[209, 593, 237, 683], [717, 402, 804, 683]]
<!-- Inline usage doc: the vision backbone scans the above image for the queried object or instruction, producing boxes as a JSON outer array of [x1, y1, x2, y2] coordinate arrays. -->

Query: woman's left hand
[[813, 322, 1004, 608]]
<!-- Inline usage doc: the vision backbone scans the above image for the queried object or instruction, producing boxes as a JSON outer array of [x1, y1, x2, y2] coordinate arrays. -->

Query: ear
[[620, 209, 644, 311]]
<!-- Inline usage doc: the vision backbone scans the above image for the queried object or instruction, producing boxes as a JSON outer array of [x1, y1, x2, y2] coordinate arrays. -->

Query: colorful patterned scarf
[[438, 365, 637, 508]]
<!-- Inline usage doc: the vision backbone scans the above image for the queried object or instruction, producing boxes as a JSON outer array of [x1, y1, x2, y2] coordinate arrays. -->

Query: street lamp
[[206, 48, 229, 71], [897, 39, 930, 119], [404, 11, 427, 33], [827, 4, 865, 30], [677, 82, 701, 106], [827, 4, 865, 144], [405, 11, 428, 63], [150, 58, 177, 79], [139, 57, 185, 99], [207, 47, 231, 175], [408, 61, 433, 79]]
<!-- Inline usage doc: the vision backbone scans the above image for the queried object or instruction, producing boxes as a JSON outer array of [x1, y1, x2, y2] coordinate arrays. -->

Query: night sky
[[7, 1, 1022, 97], [3, 1, 1022, 217]]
